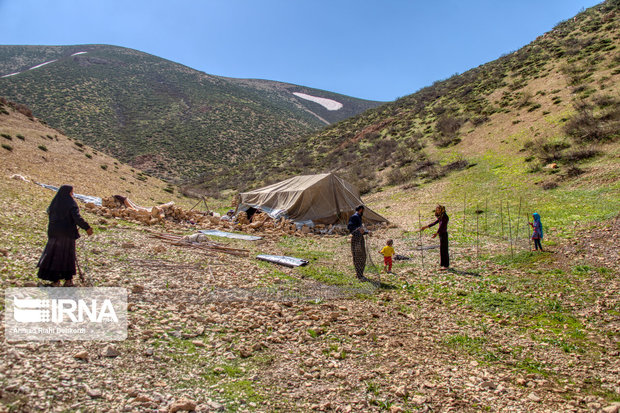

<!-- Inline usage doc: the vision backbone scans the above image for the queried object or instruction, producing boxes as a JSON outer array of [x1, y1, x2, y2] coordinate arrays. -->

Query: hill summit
[[0, 45, 381, 181], [198, 0, 619, 196]]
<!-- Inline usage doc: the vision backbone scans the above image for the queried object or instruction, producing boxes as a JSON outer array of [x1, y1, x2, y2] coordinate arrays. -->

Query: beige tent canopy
[[237, 173, 387, 226]]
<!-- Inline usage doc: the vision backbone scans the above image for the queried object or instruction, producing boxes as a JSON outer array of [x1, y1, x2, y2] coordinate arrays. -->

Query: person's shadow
[[447, 268, 481, 277]]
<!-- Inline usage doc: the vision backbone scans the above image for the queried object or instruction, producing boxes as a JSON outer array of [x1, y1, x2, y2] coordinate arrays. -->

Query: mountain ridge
[[0, 44, 381, 180]]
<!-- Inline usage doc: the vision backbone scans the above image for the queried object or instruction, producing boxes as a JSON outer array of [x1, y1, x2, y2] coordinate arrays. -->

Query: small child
[[529, 212, 544, 252], [379, 239, 395, 273]]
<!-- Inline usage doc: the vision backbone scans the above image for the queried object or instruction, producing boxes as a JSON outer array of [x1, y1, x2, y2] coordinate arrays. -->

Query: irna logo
[[13, 296, 119, 323]]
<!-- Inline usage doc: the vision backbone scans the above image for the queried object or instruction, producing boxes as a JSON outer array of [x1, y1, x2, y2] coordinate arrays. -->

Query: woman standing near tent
[[420, 205, 450, 270], [348, 205, 368, 281], [37, 185, 93, 286]]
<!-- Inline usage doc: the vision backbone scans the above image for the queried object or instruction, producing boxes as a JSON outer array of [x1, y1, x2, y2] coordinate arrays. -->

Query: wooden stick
[[516, 196, 522, 247], [476, 209, 480, 259], [527, 212, 532, 252], [507, 202, 514, 258], [500, 200, 504, 240], [485, 197, 488, 235], [419, 210, 425, 271], [463, 194, 467, 236]]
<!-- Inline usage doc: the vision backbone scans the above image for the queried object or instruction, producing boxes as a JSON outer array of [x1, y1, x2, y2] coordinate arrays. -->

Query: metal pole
[[507, 202, 514, 258]]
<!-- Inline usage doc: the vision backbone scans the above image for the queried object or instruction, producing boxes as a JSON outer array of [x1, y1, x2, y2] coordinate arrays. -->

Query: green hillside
[[199, 0, 619, 196], [0, 45, 380, 180]]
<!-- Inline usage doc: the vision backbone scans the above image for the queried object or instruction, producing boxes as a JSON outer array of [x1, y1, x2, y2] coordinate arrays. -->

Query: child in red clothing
[[379, 239, 395, 273]]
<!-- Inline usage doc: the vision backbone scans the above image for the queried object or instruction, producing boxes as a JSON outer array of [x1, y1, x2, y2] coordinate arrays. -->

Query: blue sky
[[0, 0, 602, 101]]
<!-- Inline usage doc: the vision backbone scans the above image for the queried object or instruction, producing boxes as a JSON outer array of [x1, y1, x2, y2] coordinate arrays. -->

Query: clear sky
[[0, 0, 603, 101]]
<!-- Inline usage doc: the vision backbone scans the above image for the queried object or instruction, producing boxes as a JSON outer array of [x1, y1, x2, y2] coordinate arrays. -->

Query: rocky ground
[[1, 201, 619, 412]]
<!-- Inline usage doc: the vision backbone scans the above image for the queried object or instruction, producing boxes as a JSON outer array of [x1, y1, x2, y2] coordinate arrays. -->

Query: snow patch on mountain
[[28, 60, 57, 70], [71, 52, 88, 56], [292, 92, 343, 111]]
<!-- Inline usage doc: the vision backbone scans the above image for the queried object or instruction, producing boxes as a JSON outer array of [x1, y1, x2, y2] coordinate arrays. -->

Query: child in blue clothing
[[529, 213, 544, 251]]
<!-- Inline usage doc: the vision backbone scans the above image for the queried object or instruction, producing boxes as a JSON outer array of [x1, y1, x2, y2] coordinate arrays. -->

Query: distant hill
[[0, 45, 381, 180], [196, 0, 619, 196], [0, 97, 188, 206]]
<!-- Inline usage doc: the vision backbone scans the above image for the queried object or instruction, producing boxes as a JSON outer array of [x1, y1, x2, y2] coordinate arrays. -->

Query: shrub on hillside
[[564, 101, 620, 143], [2, 144, 12, 151], [436, 116, 463, 137]]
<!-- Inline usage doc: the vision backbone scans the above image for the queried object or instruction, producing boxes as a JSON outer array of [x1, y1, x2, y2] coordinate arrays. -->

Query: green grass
[[468, 291, 539, 316]]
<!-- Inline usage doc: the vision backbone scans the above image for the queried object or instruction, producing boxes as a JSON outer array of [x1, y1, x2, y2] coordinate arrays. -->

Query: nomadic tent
[[237, 173, 387, 226]]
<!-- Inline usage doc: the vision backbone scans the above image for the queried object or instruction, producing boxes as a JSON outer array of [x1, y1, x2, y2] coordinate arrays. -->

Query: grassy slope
[[203, 0, 619, 199], [0, 45, 381, 181]]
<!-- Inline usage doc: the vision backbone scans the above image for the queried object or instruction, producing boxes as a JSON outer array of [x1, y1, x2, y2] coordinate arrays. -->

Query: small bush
[[2, 143, 13, 151], [85, 153, 92, 159], [528, 103, 542, 112], [564, 101, 620, 143], [541, 181, 559, 190], [566, 166, 585, 177], [38, 145, 48, 152], [16, 134, 25, 141], [100, 165, 108, 170], [562, 148, 600, 162], [1, 133, 12, 140], [74, 141, 84, 148]]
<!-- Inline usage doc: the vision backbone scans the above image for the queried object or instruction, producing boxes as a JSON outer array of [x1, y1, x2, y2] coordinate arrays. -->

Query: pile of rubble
[[84, 196, 217, 227]]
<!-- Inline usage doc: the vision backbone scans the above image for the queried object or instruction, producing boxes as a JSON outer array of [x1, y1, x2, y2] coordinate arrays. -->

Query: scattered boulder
[[102, 345, 120, 358], [168, 398, 196, 412]]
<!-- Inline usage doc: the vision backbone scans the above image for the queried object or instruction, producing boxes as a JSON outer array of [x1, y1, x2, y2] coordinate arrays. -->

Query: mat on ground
[[199, 229, 262, 241], [35, 182, 102, 206], [256, 254, 309, 267]]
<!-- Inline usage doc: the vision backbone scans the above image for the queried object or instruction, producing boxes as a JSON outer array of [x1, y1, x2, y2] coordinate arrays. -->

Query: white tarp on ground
[[34, 182, 102, 206], [199, 230, 262, 241]]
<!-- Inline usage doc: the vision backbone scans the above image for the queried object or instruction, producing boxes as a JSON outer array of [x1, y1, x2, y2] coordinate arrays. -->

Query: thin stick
[[476, 209, 480, 259], [527, 212, 532, 252], [485, 197, 488, 235], [516, 196, 522, 246], [463, 194, 467, 236], [500, 200, 504, 240], [507, 202, 514, 258], [418, 210, 425, 271]]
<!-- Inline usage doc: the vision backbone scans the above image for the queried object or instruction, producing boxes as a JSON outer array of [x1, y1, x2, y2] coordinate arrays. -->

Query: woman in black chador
[[420, 205, 450, 270], [37, 185, 92, 286]]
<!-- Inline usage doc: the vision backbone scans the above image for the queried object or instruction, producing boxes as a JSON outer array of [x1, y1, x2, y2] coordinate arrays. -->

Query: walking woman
[[420, 205, 450, 270], [37, 185, 93, 286], [348, 205, 367, 281]]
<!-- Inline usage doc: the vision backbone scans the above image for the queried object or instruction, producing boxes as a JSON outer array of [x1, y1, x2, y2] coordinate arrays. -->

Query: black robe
[[37, 185, 91, 282]]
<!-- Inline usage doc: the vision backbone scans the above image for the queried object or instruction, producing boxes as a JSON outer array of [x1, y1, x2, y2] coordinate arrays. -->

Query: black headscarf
[[47, 185, 77, 219]]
